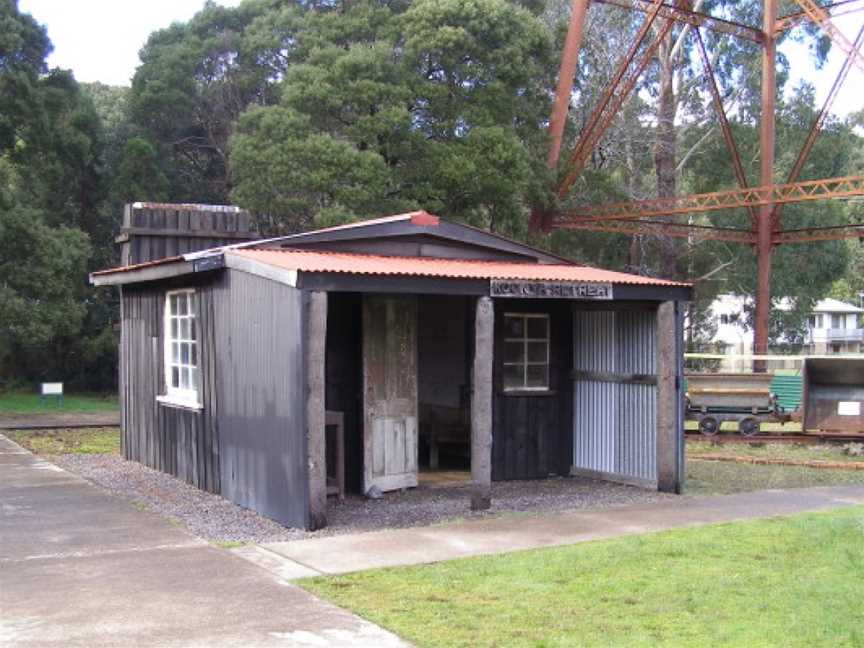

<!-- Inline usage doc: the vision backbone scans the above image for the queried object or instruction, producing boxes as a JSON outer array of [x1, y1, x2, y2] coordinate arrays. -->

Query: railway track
[[685, 432, 863, 444]]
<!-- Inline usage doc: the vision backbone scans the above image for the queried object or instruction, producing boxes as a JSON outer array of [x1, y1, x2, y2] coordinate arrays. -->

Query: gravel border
[[54, 453, 676, 544]]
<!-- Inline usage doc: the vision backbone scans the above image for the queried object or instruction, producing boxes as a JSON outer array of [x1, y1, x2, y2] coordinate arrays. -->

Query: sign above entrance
[[490, 280, 613, 300]]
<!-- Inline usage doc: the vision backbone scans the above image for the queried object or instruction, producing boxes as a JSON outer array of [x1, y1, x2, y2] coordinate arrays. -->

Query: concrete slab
[[262, 485, 864, 575], [0, 435, 409, 648]]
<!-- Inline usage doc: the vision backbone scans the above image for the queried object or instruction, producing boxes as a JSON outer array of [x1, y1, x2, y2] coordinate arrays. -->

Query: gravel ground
[[54, 453, 676, 544]]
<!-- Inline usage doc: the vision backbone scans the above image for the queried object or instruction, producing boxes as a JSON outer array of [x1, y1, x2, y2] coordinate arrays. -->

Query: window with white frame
[[503, 313, 550, 392], [163, 289, 199, 406]]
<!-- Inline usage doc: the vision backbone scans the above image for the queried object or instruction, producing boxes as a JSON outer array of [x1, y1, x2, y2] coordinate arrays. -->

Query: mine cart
[[685, 373, 782, 437], [803, 358, 864, 435]]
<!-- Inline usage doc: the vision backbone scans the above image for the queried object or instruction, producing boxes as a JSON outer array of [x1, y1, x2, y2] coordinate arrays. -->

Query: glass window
[[163, 289, 199, 404], [503, 313, 550, 392]]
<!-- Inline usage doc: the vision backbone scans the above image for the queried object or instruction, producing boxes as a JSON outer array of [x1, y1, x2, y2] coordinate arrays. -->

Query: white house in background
[[706, 294, 863, 367], [806, 298, 864, 354]]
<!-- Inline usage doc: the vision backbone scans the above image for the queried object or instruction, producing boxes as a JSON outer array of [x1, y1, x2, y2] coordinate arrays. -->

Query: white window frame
[[157, 288, 202, 410], [502, 312, 551, 392]]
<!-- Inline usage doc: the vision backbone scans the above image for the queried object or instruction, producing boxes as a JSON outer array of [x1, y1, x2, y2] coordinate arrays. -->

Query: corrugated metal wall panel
[[573, 309, 658, 483], [212, 270, 308, 529]]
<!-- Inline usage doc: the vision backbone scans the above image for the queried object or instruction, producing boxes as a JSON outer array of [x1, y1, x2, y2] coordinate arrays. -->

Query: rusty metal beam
[[775, 0, 864, 33], [555, 175, 864, 222], [594, 0, 764, 43], [547, 0, 591, 170], [792, 0, 864, 72], [754, 0, 778, 365], [774, 222, 864, 243], [559, 218, 755, 243], [693, 27, 758, 228], [556, 0, 675, 200], [771, 22, 864, 229]]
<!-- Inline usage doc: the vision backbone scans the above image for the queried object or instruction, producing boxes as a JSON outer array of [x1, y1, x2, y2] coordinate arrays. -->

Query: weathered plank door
[[362, 295, 419, 493]]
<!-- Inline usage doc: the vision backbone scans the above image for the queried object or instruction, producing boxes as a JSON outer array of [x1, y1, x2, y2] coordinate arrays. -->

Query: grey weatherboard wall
[[572, 308, 659, 484], [119, 269, 309, 529]]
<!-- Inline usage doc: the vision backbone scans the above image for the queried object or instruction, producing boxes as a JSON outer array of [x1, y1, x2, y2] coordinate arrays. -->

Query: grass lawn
[[302, 506, 864, 648], [0, 391, 119, 414], [5, 427, 120, 455], [685, 439, 864, 495]]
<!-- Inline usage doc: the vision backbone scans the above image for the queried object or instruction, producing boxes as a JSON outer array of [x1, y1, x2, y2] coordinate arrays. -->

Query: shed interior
[[325, 292, 475, 496]]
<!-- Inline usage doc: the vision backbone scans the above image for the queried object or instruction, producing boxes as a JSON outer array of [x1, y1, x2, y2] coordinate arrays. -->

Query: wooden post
[[305, 291, 328, 530], [471, 296, 494, 510], [656, 301, 680, 493]]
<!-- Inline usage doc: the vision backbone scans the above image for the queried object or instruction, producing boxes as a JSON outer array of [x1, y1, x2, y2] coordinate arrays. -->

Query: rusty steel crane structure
[[535, 0, 864, 364]]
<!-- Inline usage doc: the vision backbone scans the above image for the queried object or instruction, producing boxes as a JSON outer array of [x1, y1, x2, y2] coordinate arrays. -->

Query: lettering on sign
[[490, 280, 613, 300]]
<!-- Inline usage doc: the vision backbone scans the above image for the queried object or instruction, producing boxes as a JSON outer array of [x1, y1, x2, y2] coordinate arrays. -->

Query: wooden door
[[363, 295, 419, 493]]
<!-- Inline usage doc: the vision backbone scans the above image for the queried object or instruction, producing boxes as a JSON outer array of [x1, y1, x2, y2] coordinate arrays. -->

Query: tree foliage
[[231, 0, 555, 237]]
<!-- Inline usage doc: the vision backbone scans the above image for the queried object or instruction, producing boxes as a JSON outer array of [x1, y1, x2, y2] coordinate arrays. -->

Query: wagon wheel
[[739, 416, 760, 437], [698, 416, 719, 436]]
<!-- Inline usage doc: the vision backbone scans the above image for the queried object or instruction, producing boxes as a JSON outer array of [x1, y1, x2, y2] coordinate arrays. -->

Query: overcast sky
[[17, 0, 864, 120]]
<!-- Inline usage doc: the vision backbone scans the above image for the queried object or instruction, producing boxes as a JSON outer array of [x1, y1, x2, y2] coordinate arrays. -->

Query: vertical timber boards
[[121, 204, 255, 265], [119, 284, 219, 492], [491, 300, 573, 481], [212, 270, 308, 529]]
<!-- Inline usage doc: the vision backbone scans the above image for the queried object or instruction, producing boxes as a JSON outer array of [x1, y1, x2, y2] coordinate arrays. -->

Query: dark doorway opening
[[417, 295, 473, 481]]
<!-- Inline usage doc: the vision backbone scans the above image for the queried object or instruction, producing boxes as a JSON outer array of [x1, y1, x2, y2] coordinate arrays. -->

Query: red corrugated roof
[[230, 248, 689, 287]]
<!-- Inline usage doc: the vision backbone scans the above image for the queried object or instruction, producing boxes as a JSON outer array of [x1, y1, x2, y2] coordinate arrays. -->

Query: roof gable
[[225, 211, 571, 265]]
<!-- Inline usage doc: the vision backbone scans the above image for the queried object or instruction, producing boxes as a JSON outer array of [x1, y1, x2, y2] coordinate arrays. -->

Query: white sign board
[[837, 401, 861, 416], [41, 382, 63, 396]]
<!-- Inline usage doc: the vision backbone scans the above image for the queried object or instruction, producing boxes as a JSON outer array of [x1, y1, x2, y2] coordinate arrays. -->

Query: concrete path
[[257, 485, 864, 577], [0, 435, 407, 648]]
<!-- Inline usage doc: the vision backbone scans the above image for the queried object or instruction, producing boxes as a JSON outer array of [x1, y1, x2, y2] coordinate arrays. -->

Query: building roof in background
[[228, 248, 690, 287], [813, 298, 864, 313]]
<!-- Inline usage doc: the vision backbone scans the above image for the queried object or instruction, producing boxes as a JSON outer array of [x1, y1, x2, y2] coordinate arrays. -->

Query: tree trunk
[[654, 33, 680, 279]]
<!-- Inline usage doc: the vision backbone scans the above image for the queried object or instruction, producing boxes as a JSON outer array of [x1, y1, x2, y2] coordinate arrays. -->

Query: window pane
[[177, 294, 187, 316], [526, 365, 548, 389], [191, 343, 197, 366], [190, 368, 198, 392], [503, 364, 524, 390], [171, 342, 179, 363], [527, 341, 548, 363], [180, 318, 190, 340], [170, 295, 178, 315], [171, 366, 179, 388], [180, 367, 189, 389], [170, 318, 178, 340], [527, 316, 548, 339], [504, 341, 524, 363], [190, 318, 196, 341], [504, 316, 524, 338], [180, 343, 189, 364]]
